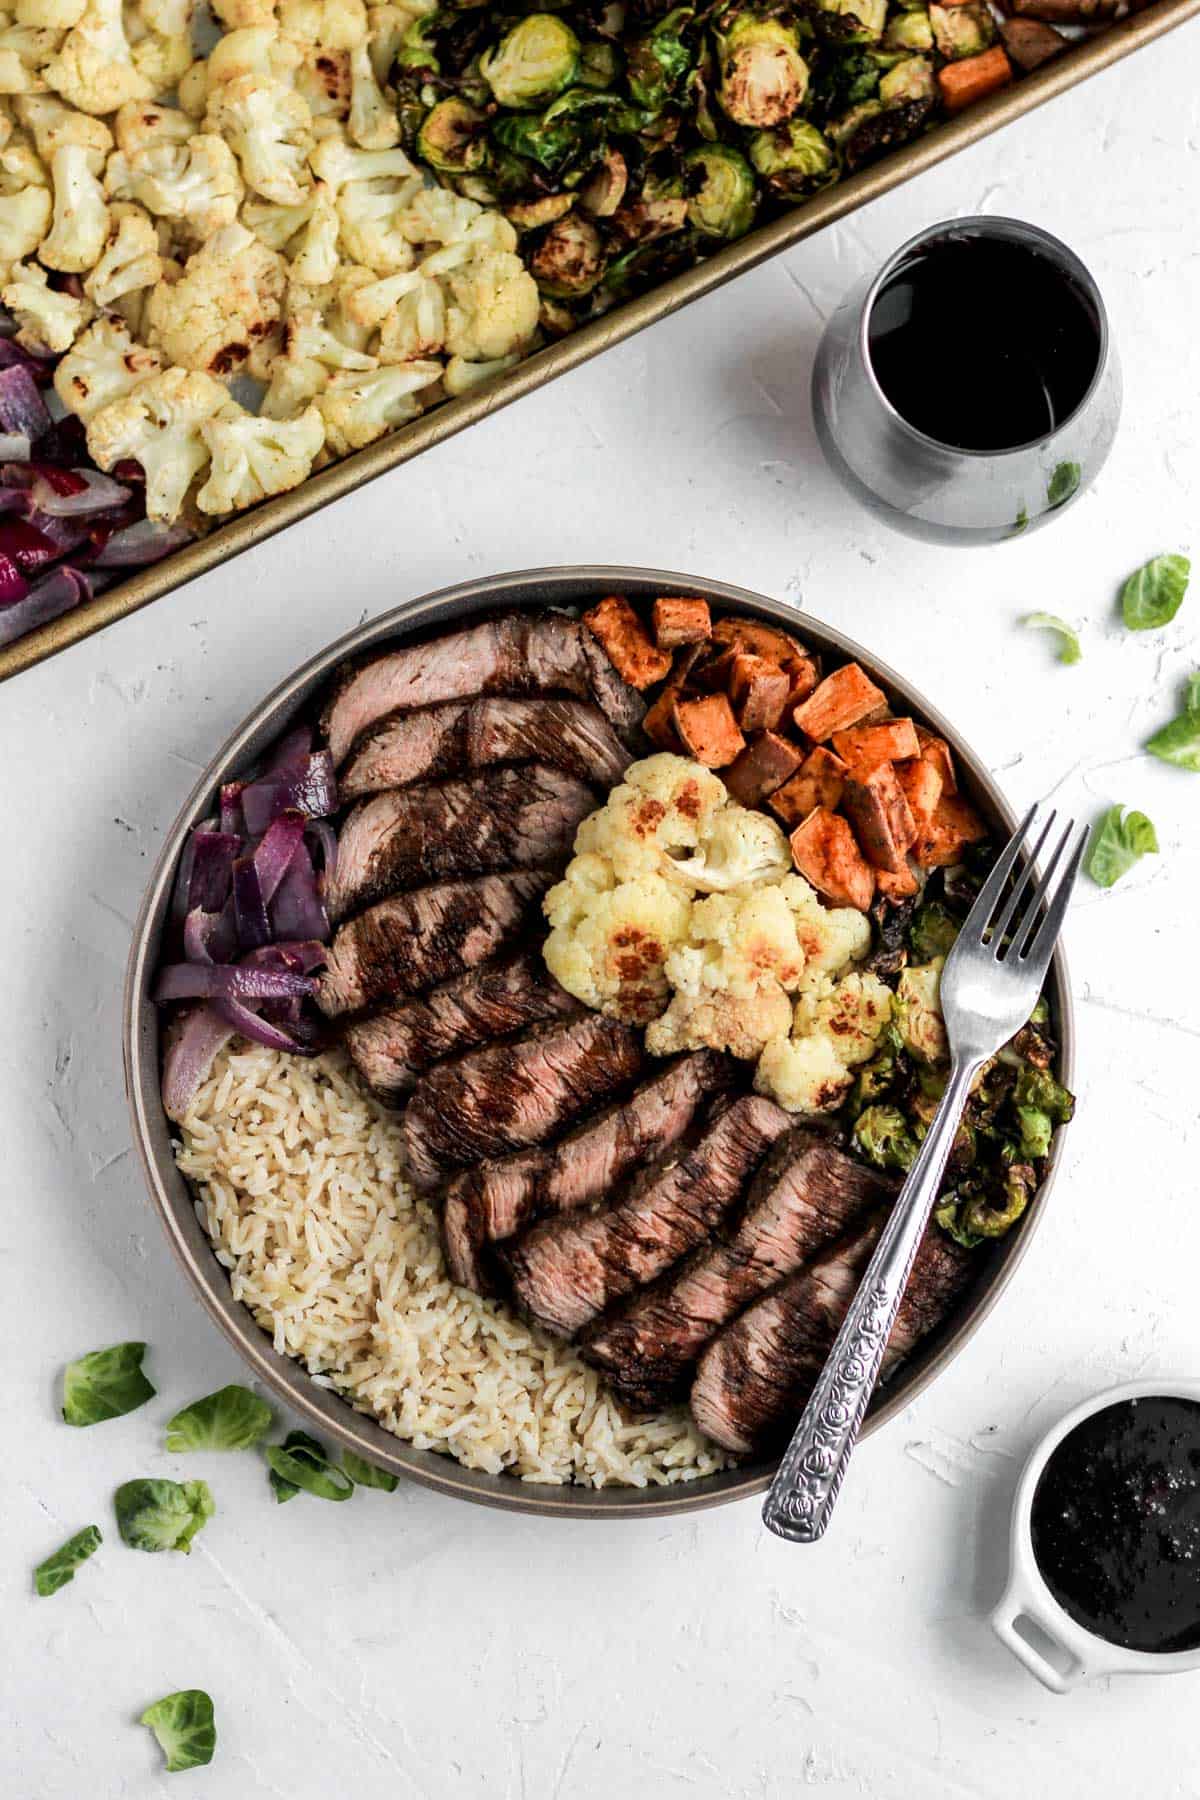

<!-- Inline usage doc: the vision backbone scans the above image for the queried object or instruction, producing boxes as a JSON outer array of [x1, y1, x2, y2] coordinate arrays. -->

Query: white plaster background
[[5, 25, 1200, 1796]]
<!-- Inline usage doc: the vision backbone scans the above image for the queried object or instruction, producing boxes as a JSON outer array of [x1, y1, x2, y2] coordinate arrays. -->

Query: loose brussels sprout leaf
[[418, 98, 488, 173], [62, 1341, 155, 1427], [1023, 612, 1081, 665], [34, 1524, 102, 1597], [934, 1197, 983, 1249], [1047, 461, 1080, 508], [164, 1385, 273, 1454], [578, 39, 621, 89], [265, 1430, 354, 1502], [1016, 1106, 1053, 1160], [716, 14, 809, 127], [1120, 552, 1190, 631], [1146, 671, 1200, 771], [852, 1104, 918, 1172], [1011, 503, 1029, 537], [846, 1041, 898, 1114], [682, 144, 756, 239], [395, 15, 438, 72], [115, 1478, 214, 1553], [140, 1689, 216, 1774], [481, 13, 581, 110], [748, 119, 836, 197], [1085, 804, 1158, 889], [908, 900, 958, 962], [811, 46, 881, 120], [343, 1451, 400, 1491], [627, 6, 694, 109]]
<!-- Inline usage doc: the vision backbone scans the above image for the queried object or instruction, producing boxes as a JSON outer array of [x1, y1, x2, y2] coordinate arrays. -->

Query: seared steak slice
[[690, 1219, 972, 1455], [326, 766, 595, 922], [505, 1095, 791, 1339], [342, 951, 578, 1100], [402, 1014, 645, 1190], [581, 1133, 896, 1410], [440, 1051, 732, 1291], [323, 611, 645, 765], [316, 871, 552, 1017], [339, 696, 633, 801]]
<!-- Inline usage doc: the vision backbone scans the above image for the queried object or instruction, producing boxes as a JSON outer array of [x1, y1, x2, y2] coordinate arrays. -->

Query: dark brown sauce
[[1030, 1396, 1200, 1654]]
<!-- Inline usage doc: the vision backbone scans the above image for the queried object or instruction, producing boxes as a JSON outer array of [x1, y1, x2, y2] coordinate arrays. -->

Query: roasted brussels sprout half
[[613, 194, 689, 241], [929, 0, 994, 58], [812, 0, 889, 45], [578, 39, 622, 87], [846, 1035, 898, 1112], [748, 119, 836, 198], [828, 97, 883, 147], [481, 13, 582, 109], [529, 212, 607, 295], [810, 45, 881, 121], [506, 192, 577, 229], [627, 6, 695, 109], [715, 13, 809, 128], [962, 1163, 1037, 1239], [895, 959, 947, 1064], [682, 144, 756, 238], [908, 899, 959, 962], [853, 1104, 919, 1173], [417, 97, 489, 174], [578, 147, 628, 216], [878, 53, 934, 105], [883, 8, 934, 50]]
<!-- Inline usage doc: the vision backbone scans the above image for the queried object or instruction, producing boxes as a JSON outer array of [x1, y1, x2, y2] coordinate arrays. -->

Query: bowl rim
[[123, 563, 1075, 1519]]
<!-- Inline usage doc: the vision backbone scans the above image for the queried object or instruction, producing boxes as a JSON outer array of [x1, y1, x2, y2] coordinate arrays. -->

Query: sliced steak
[[342, 951, 578, 1100], [339, 696, 633, 801], [323, 611, 645, 765], [581, 1133, 896, 1410], [690, 1219, 972, 1455], [316, 871, 552, 1017], [326, 765, 595, 922], [505, 1095, 791, 1339], [441, 1051, 732, 1291], [402, 1013, 645, 1190]]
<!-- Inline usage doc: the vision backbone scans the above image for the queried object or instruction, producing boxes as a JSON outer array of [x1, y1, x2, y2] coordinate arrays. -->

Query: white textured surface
[[6, 27, 1200, 1796]]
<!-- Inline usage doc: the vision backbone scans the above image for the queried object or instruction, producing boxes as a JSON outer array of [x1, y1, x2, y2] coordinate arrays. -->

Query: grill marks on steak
[[440, 1051, 732, 1292], [315, 871, 553, 1017], [505, 1095, 792, 1339], [326, 766, 596, 922], [690, 1219, 972, 1455], [580, 1134, 897, 1411], [323, 612, 646, 766], [342, 951, 578, 1100], [402, 1014, 646, 1190], [338, 696, 634, 801]]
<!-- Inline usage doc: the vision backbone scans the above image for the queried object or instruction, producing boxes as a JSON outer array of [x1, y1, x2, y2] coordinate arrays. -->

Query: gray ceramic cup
[[811, 216, 1121, 546]]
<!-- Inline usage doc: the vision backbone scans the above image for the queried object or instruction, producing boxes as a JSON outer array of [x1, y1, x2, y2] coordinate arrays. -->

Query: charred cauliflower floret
[[82, 202, 160, 304], [648, 982, 794, 1060], [145, 219, 285, 374], [2, 255, 92, 347], [443, 246, 539, 363], [196, 400, 324, 512], [111, 98, 193, 156], [85, 363, 226, 518], [105, 134, 243, 241], [204, 72, 312, 205], [54, 312, 162, 417], [544, 855, 692, 1024], [315, 358, 439, 452], [756, 971, 893, 1113], [572, 754, 727, 881]]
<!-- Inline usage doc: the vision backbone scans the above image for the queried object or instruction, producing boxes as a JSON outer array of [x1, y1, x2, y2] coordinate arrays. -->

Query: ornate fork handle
[[763, 1056, 980, 1544]]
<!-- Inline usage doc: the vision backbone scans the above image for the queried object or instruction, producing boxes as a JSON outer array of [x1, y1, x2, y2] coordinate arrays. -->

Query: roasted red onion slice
[[31, 466, 131, 516], [0, 564, 89, 647], [240, 752, 337, 834], [0, 363, 49, 441], [161, 1005, 236, 1123], [155, 962, 317, 1003], [91, 518, 190, 567]]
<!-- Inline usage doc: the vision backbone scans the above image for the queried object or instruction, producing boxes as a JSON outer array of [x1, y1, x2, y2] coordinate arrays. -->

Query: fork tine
[[1018, 824, 1090, 976], [1006, 818, 1076, 961], [987, 809, 1057, 951], [962, 805, 1037, 941]]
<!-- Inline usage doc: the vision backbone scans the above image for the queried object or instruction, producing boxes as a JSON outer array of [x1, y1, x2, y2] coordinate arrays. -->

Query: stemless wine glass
[[811, 216, 1121, 546]]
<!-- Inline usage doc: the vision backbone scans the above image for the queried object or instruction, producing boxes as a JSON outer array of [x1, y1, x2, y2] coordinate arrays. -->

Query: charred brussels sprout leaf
[[846, 1038, 899, 1113], [395, 14, 439, 72], [266, 1430, 354, 1502], [844, 96, 929, 168], [62, 1341, 155, 1427], [682, 144, 756, 239], [343, 1451, 400, 1491], [140, 1690, 216, 1774], [493, 86, 615, 173], [934, 1197, 984, 1249], [1145, 671, 1200, 771], [1085, 804, 1158, 889], [1120, 552, 1190, 631], [164, 1384, 273, 1454], [481, 13, 581, 110], [813, 0, 889, 46], [418, 98, 489, 173], [853, 1103, 919, 1171], [748, 120, 836, 197], [962, 1164, 1036, 1239], [529, 212, 607, 294], [1024, 612, 1082, 665], [908, 900, 958, 962], [716, 13, 809, 127], [1014, 1066, 1074, 1127], [115, 1478, 214, 1553], [810, 46, 880, 122], [578, 39, 622, 88], [627, 7, 694, 109], [34, 1524, 102, 1597], [1047, 460, 1080, 508]]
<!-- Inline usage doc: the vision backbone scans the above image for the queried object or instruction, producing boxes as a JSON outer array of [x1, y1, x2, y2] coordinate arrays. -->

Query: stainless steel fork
[[762, 805, 1089, 1545]]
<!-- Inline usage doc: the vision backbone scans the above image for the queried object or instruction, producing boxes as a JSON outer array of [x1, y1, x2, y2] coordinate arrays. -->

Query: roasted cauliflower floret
[[239, 189, 311, 248], [574, 754, 728, 882], [315, 357, 438, 452], [334, 170, 422, 273], [755, 971, 893, 1113], [112, 97, 191, 155], [648, 983, 794, 1060], [665, 885, 811, 1001], [2, 254, 91, 347], [145, 219, 285, 374], [196, 400, 324, 513], [138, 0, 193, 35], [44, 0, 153, 113], [53, 313, 162, 417], [211, 0, 279, 29], [15, 0, 87, 28], [346, 38, 396, 148], [288, 178, 337, 282], [442, 351, 518, 394], [206, 23, 301, 86], [86, 364, 225, 519], [279, 0, 367, 51], [755, 1032, 852, 1116], [105, 134, 243, 241], [306, 133, 411, 189], [376, 271, 444, 362], [544, 856, 692, 1023], [443, 247, 539, 362], [0, 133, 50, 193], [39, 137, 108, 268], [366, 0, 432, 84], [205, 72, 312, 204], [130, 28, 193, 97], [666, 805, 791, 892], [14, 91, 110, 160], [82, 203, 160, 305], [0, 26, 64, 98], [0, 179, 50, 266]]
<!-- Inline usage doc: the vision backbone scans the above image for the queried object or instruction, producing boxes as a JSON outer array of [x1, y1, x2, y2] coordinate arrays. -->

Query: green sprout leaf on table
[[1120, 553, 1190, 630], [1023, 612, 1082, 664], [1047, 462, 1080, 509], [140, 1690, 216, 1773], [164, 1385, 273, 1454], [114, 1478, 214, 1552], [34, 1524, 102, 1597], [1085, 804, 1159, 889], [343, 1451, 400, 1492], [1146, 671, 1200, 771], [266, 1430, 354, 1503], [62, 1342, 155, 1426]]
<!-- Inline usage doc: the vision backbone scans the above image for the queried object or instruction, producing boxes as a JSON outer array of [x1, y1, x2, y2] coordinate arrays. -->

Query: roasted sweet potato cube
[[894, 757, 943, 837], [712, 618, 806, 664], [790, 808, 875, 912], [691, 646, 742, 693], [583, 595, 672, 690], [769, 747, 848, 826], [782, 653, 820, 709], [653, 596, 712, 650], [831, 718, 921, 776], [673, 692, 746, 768], [843, 765, 918, 875], [793, 663, 887, 741], [643, 688, 682, 751], [875, 863, 920, 902], [913, 791, 988, 869], [729, 653, 791, 732], [915, 726, 957, 795], [723, 731, 804, 807]]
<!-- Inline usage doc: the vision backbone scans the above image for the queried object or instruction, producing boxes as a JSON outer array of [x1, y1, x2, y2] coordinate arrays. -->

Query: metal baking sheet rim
[[123, 565, 1076, 1519], [7, 0, 1193, 687]]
